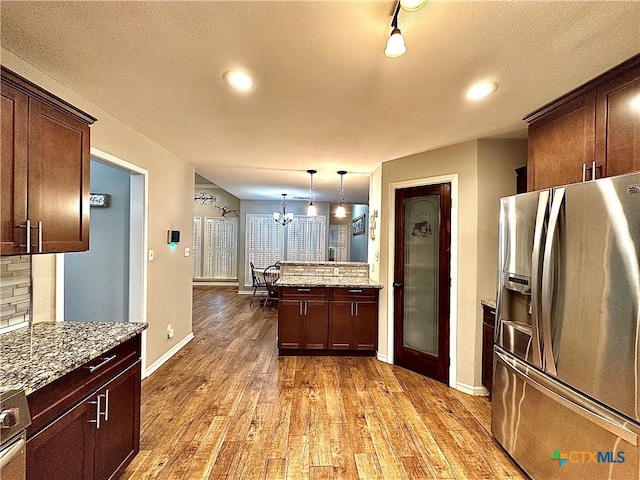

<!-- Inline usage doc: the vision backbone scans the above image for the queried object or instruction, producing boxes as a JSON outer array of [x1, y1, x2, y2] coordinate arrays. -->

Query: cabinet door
[[353, 302, 378, 351], [303, 301, 329, 349], [527, 93, 596, 190], [278, 300, 303, 349], [28, 98, 90, 252], [596, 67, 640, 177], [329, 301, 353, 349], [1, 82, 28, 255], [482, 322, 494, 394], [94, 362, 141, 480], [27, 396, 95, 480]]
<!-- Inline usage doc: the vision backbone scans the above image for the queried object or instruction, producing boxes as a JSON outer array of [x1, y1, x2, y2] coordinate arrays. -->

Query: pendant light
[[273, 194, 294, 226], [335, 171, 347, 218], [385, 2, 406, 58], [306, 169, 318, 216]]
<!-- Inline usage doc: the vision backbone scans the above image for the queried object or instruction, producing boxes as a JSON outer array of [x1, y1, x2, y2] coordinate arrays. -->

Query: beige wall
[[193, 185, 240, 219], [475, 138, 527, 381], [3, 49, 195, 368], [378, 139, 526, 392]]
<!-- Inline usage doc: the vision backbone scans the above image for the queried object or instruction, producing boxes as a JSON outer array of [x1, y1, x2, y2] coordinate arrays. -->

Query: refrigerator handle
[[529, 190, 550, 369], [541, 187, 565, 375]]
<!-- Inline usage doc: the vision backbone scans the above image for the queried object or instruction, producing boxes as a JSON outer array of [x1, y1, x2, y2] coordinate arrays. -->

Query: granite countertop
[[481, 299, 497, 309], [1, 321, 148, 396], [277, 275, 383, 289], [278, 261, 369, 267]]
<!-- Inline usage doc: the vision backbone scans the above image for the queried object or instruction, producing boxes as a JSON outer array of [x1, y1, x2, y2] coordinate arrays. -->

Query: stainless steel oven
[[0, 390, 31, 480]]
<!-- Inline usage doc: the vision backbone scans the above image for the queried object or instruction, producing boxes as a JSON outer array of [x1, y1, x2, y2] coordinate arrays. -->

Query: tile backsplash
[[0, 256, 31, 330]]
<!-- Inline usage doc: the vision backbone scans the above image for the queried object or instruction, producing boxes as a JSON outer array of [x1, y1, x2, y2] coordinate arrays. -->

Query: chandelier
[[273, 194, 294, 226]]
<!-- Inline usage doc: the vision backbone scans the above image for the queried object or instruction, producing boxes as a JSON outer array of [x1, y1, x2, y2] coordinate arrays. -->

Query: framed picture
[[352, 214, 365, 236]]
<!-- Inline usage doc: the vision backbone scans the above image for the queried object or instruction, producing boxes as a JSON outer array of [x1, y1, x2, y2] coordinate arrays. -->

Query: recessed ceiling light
[[466, 82, 498, 100], [223, 71, 255, 91]]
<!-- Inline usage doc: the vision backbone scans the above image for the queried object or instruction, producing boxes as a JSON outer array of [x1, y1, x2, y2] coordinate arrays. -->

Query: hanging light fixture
[[335, 171, 347, 218], [273, 194, 294, 226], [385, 2, 406, 58], [306, 169, 318, 216]]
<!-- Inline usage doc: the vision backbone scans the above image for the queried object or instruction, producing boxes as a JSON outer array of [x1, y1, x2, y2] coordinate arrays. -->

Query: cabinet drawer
[[330, 288, 378, 302], [27, 334, 141, 437], [280, 287, 328, 300]]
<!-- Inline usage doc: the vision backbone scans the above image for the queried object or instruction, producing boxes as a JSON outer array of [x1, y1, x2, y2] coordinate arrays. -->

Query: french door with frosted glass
[[394, 183, 451, 384]]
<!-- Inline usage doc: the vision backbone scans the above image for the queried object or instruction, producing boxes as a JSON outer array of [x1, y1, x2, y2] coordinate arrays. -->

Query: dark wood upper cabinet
[[1, 66, 96, 255], [525, 54, 640, 191], [595, 68, 640, 178]]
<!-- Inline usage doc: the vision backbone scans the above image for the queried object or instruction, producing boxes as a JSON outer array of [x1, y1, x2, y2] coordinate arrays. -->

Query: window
[[193, 216, 238, 280], [204, 217, 237, 279], [287, 215, 326, 262], [245, 214, 284, 286]]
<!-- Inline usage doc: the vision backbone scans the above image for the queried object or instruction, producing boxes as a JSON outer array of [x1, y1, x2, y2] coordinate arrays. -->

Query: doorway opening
[[56, 148, 148, 372]]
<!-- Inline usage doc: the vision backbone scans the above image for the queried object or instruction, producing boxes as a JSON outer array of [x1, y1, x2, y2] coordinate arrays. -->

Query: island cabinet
[[329, 288, 378, 351], [525, 54, 640, 191], [26, 335, 141, 480], [1, 66, 96, 255], [278, 287, 329, 350], [278, 286, 379, 355]]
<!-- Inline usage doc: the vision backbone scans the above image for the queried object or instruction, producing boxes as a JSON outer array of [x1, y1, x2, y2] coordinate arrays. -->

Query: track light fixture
[[385, 2, 407, 58], [400, 0, 427, 12], [335, 171, 347, 218], [273, 194, 294, 226], [306, 169, 318, 216]]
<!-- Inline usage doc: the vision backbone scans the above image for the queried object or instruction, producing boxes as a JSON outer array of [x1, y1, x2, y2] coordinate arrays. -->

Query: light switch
[[148, 249, 154, 261], [184, 247, 190, 257]]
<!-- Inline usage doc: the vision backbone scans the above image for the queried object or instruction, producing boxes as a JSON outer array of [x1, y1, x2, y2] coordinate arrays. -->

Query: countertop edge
[[2, 321, 148, 396]]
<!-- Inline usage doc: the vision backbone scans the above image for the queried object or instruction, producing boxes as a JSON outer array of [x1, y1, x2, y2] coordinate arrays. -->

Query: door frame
[[55, 147, 149, 377], [386, 174, 459, 389]]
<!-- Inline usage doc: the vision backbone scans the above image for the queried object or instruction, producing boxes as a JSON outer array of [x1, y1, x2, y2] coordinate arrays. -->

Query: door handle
[[393, 282, 402, 288]]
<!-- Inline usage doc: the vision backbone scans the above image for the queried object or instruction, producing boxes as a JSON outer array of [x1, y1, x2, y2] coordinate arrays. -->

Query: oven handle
[[0, 436, 25, 470]]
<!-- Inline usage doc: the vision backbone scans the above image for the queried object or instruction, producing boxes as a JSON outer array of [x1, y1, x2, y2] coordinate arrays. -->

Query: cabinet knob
[[393, 282, 403, 288]]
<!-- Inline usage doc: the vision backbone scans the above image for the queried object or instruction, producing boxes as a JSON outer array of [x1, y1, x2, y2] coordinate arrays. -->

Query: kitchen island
[[276, 261, 382, 355]]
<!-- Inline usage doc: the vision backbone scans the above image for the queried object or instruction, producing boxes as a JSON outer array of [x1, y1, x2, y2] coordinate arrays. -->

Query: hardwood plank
[[120, 286, 526, 480]]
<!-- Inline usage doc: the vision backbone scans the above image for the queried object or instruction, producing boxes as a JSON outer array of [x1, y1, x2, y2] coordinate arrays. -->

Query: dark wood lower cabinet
[[94, 363, 141, 480], [26, 335, 142, 480], [279, 286, 379, 355], [26, 397, 95, 480], [481, 304, 496, 395]]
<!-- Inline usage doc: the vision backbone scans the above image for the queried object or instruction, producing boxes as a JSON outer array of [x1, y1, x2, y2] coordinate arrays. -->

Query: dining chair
[[262, 264, 280, 308], [250, 262, 267, 306]]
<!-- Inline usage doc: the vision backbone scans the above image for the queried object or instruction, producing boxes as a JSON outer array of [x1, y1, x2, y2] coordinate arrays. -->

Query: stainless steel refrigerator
[[492, 172, 640, 479]]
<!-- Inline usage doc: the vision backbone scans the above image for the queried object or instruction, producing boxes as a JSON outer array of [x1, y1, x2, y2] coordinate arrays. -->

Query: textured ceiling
[[1, 1, 639, 203]]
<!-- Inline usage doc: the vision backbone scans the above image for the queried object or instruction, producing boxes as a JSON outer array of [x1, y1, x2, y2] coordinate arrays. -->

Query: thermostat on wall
[[167, 230, 180, 244]]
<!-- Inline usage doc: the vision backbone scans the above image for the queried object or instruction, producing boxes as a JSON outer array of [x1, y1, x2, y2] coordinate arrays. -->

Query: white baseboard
[[143, 332, 194, 378], [192, 281, 239, 287], [456, 381, 489, 396], [238, 290, 267, 296], [376, 352, 389, 363]]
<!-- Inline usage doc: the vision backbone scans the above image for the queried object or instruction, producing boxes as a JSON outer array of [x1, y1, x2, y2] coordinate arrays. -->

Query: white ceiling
[[1, 1, 639, 203]]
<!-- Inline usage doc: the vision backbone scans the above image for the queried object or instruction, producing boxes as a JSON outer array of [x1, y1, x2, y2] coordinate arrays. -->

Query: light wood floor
[[121, 286, 526, 480]]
